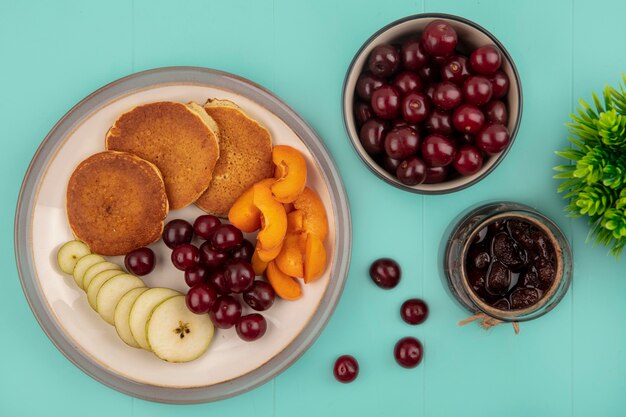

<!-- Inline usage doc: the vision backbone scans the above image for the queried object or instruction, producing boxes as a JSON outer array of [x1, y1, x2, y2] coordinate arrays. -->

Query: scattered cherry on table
[[369, 258, 401, 289], [394, 337, 424, 368], [333, 355, 359, 383], [400, 299, 429, 325]]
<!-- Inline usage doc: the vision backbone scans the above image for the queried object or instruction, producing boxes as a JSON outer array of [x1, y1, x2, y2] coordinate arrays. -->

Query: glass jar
[[442, 201, 572, 322]]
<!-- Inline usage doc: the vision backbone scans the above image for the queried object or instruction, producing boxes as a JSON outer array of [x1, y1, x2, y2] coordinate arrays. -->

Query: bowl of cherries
[[342, 13, 522, 193]]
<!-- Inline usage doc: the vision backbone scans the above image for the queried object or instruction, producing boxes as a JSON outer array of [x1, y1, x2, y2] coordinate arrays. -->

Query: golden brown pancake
[[195, 99, 273, 217], [66, 151, 168, 256], [105, 101, 220, 209]]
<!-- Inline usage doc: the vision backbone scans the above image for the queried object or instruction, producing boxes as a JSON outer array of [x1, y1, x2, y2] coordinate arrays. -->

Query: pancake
[[105, 101, 220, 209], [195, 99, 273, 217], [66, 151, 168, 256]]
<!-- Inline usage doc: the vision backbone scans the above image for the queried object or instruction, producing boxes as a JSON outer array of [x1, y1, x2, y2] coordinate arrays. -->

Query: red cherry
[[359, 118, 388, 155], [371, 85, 401, 119], [236, 313, 267, 341], [401, 93, 430, 124], [369, 258, 401, 289], [193, 215, 221, 240], [356, 72, 384, 101], [401, 39, 429, 70], [453, 145, 484, 176], [484, 100, 508, 125], [425, 110, 453, 136], [452, 104, 485, 134], [185, 284, 218, 314], [354, 101, 374, 127], [489, 71, 510, 98], [441, 55, 470, 85], [422, 19, 458, 57], [171, 244, 199, 271], [424, 165, 449, 184], [384, 126, 420, 160], [463, 76, 493, 106], [394, 337, 423, 368], [469, 45, 502, 74], [396, 156, 427, 186], [421, 134, 457, 167], [432, 81, 462, 110], [400, 299, 429, 325], [333, 355, 359, 383], [392, 71, 422, 96], [475, 124, 511, 154]]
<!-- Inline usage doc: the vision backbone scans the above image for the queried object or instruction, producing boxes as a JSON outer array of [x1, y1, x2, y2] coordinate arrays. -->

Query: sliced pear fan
[[96, 274, 145, 325], [129, 288, 180, 350], [147, 295, 214, 363], [82, 261, 122, 292], [114, 287, 149, 348], [86, 269, 126, 310], [57, 240, 91, 274], [72, 254, 105, 289]]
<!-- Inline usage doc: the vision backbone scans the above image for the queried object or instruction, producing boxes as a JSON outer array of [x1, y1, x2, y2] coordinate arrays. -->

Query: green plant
[[555, 74, 626, 257]]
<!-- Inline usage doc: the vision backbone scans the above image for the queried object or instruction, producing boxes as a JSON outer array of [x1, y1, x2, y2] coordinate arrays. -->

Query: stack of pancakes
[[67, 100, 273, 256]]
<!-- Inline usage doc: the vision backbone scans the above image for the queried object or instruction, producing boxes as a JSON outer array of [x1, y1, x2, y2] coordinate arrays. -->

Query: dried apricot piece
[[256, 240, 283, 262], [287, 210, 304, 233], [293, 187, 328, 241], [266, 261, 302, 300], [251, 250, 268, 275], [271, 145, 307, 204], [304, 233, 327, 283], [275, 232, 306, 278], [228, 178, 275, 233], [253, 182, 287, 250]]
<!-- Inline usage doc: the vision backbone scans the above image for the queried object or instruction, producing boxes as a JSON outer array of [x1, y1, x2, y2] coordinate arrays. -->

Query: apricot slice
[[253, 182, 287, 250], [287, 210, 304, 233], [304, 233, 327, 283], [275, 232, 305, 278], [251, 250, 268, 275], [266, 261, 302, 301], [271, 145, 307, 204], [256, 240, 283, 262], [293, 187, 328, 241], [228, 178, 275, 233]]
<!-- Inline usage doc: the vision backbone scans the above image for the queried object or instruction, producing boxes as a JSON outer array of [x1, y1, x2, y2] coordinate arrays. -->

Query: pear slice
[[72, 254, 105, 289], [129, 288, 180, 350], [96, 274, 145, 325], [114, 287, 149, 348], [82, 261, 121, 292], [57, 240, 91, 274], [147, 295, 214, 363], [86, 269, 125, 310]]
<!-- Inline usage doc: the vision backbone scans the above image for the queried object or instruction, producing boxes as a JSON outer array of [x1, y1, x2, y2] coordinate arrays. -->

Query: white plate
[[15, 67, 351, 403]]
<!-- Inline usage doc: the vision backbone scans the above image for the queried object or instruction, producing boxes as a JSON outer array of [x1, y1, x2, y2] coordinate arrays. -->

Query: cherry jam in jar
[[443, 202, 572, 321]]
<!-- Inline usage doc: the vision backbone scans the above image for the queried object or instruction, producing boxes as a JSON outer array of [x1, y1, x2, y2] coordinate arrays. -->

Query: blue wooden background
[[2, 0, 625, 416]]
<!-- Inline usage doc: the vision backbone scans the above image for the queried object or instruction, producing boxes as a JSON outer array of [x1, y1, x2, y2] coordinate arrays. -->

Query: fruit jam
[[464, 217, 557, 311]]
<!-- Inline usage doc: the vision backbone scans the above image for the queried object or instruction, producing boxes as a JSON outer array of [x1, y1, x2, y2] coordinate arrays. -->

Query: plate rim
[[14, 66, 352, 404]]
